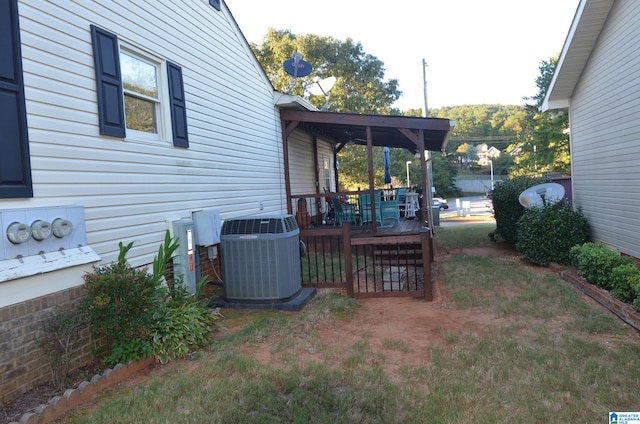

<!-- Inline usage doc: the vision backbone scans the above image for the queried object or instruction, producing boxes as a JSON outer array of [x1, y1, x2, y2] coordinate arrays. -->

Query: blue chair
[[331, 197, 357, 226], [358, 193, 382, 226], [395, 188, 406, 204], [380, 199, 400, 226]]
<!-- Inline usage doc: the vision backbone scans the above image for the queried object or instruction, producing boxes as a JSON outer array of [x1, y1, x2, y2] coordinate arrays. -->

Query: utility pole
[[422, 59, 428, 117]]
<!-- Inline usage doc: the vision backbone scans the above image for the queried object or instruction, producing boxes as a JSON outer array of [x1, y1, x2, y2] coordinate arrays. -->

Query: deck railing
[[291, 189, 405, 229], [299, 223, 433, 299]]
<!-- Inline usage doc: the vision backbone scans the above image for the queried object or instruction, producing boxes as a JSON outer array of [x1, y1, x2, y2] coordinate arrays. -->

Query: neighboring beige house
[[542, 0, 640, 260], [476, 143, 501, 166]]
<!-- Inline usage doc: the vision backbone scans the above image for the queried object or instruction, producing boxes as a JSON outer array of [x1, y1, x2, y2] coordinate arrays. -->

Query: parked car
[[432, 198, 449, 210]]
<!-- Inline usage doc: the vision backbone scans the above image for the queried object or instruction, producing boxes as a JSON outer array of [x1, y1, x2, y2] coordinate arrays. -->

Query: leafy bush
[[491, 176, 547, 246], [569, 243, 632, 290], [152, 298, 214, 364], [570, 242, 640, 309], [38, 307, 87, 389], [515, 202, 590, 266], [81, 242, 164, 366], [609, 263, 640, 303], [82, 232, 216, 367]]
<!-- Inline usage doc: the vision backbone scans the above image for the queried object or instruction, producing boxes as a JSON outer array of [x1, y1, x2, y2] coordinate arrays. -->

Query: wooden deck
[[351, 215, 428, 238], [299, 217, 433, 300]]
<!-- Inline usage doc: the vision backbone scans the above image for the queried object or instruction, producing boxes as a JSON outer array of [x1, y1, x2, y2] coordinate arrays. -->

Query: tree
[[432, 155, 461, 198], [251, 29, 407, 191], [512, 54, 570, 177], [251, 29, 401, 114]]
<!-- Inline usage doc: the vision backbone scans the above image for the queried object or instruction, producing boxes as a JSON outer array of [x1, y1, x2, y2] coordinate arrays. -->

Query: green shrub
[[491, 176, 547, 246], [38, 307, 87, 389], [515, 202, 590, 266], [82, 232, 216, 366], [609, 263, 640, 303], [104, 338, 154, 366], [569, 243, 631, 290], [81, 242, 164, 366], [152, 299, 214, 364]]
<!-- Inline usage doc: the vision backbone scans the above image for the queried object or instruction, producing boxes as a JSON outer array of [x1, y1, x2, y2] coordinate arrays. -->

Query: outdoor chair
[[358, 193, 382, 226], [380, 199, 400, 226], [395, 187, 406, 217], [395, 188, 406, 203], [331, 196, 357, 226]]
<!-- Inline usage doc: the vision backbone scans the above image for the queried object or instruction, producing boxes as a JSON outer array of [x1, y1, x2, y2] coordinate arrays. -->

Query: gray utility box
[[221, 214, 301, 302]]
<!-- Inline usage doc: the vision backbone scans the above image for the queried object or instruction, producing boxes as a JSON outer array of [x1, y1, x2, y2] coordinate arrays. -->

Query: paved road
[[440, 195, 494, 218]]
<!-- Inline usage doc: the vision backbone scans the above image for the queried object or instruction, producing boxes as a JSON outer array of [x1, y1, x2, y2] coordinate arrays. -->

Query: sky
[[227, 0, 580, 111]]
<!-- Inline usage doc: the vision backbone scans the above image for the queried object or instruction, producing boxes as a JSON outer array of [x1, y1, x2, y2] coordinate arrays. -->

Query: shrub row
[[570, 242, 640, 311]]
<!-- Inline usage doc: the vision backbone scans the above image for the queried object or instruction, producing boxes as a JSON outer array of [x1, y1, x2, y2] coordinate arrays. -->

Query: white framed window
[[119, 47, 168, 143], [91, 25, 189, 147], [323, 156, 331, 191]]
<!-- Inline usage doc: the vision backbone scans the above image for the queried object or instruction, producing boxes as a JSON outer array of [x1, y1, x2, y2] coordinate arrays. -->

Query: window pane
[[124, 94, 157, 133], [120, 52, 158, 98]]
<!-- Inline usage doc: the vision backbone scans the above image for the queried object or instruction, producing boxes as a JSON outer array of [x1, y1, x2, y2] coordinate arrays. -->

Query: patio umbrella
[[383, 146, 391, 185]]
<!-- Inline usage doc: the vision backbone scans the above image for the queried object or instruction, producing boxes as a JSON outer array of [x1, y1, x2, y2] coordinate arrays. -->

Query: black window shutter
[[209, 0, 221, 11], [90, 25, 126, 138], [0, 0, 33, 198], [167, 62, 189, 148]]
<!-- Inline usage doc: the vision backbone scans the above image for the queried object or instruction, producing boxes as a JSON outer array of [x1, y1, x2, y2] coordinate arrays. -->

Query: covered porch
[[280, 109, 455, 299]]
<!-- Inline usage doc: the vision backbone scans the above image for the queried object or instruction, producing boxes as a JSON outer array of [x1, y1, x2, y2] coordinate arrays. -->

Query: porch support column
[[417, 129, 431, 227], [281, 119, 299, 214], [420, 228, 433, 301], [312, 135, 321, 225], [366, 125, 377, 232], [333, 144, 339, 192]]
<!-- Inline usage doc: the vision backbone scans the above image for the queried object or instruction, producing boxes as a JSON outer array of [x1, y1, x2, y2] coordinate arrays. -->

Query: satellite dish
[[283, 53, 313, 95], [309, 76, 336, 96], [283, 54, 312, 78], [518, 183, 565, 208], [308, 76, 336, 111]]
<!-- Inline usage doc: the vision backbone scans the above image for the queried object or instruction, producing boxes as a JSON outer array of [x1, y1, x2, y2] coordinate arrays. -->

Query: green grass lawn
[[60, 224, 640, 423]]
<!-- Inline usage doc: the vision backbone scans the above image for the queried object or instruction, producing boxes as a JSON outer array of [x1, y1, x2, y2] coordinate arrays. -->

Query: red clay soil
[[3, 244, 640, 423]]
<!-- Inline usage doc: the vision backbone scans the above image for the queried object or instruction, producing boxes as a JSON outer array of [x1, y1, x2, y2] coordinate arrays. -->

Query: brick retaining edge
[[10, 357, 156, 424]]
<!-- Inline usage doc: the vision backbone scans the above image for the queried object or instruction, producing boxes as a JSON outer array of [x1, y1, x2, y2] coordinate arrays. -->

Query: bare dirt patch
[[4, 243, 639, 423]]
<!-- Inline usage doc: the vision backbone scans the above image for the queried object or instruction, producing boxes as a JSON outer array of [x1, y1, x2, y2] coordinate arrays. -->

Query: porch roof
[[280, 109, 454, 154]]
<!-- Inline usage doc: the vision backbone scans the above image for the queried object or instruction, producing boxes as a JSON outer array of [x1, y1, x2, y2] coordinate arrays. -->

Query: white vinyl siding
[[12, 0, 284, 267], [287, 130, 336, 217], [568, 0, 640, 257]]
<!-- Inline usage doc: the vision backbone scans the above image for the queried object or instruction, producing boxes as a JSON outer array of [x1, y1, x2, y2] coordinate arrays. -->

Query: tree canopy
[[250, 28, 570, 190], [511, 54, 570, 177], [250, 29, 401, 114]]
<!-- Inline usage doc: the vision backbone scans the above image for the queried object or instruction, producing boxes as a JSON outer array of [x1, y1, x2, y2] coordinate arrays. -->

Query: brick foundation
[[0, 287, 93, 406], [197, 244, 222, 283]]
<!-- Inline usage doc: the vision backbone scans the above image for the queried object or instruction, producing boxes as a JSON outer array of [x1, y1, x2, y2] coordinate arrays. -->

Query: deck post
[[420, 227, 432, 301], [343, 222, 354, 297]]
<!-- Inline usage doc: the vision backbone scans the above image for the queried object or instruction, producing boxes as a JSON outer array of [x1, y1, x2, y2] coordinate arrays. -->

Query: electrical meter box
[[192, 209, 221, 246]]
